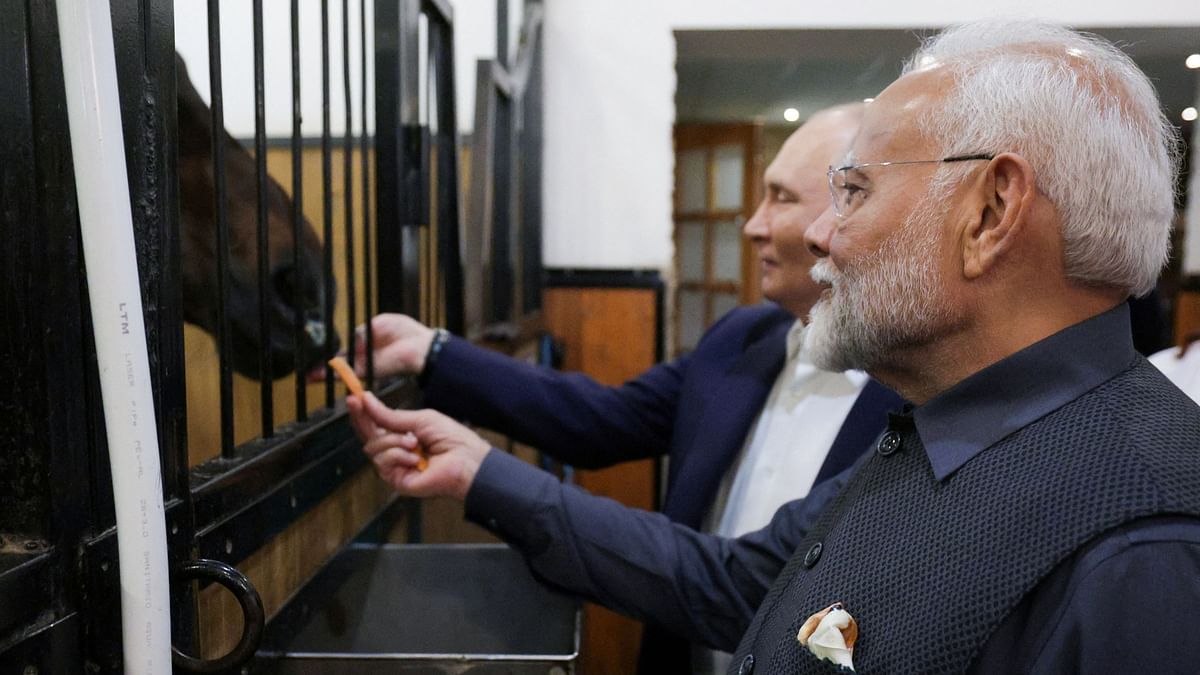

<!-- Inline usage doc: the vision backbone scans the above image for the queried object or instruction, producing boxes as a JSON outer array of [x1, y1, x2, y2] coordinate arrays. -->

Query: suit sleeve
[[1019, 520, 1200, 673], [464, 449, 845, 651], [420, 335, 687, 468]]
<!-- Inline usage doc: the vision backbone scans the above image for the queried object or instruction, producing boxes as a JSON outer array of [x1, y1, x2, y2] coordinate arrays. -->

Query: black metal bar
[[253, 0, 274, 437], [361, 0, 375, 389], [420, 120, 432, 321], [543, 268, 665, 289], [292, 0, 308, 421], [430, 18, 464, 334], [374, 0, 422, 316], [496, 0, 509, 69], [322, 0, 336, 408], [399, 1, 424, 317], [343, 0, 358, 375], [465, 59, 496, 335], [134, 0, 197, 654], [520, 9, 544, 314], [208, 0, 236, 456], [491, 89, 514, 323], [422, 0, 455, 26], [0, 613, 82, 674], [3, 0, 98, 659]]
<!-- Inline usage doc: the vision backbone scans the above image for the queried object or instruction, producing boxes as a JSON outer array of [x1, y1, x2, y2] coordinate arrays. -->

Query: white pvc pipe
[[56, 1, 172, 672]]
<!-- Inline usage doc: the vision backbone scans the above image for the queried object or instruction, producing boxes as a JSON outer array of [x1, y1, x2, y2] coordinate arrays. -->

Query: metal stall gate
[[0, 0, 548, 671]]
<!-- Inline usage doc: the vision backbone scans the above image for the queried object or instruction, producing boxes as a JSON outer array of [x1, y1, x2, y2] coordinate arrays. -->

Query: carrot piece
[[329, 355, 427, 471], [327, 356, 366, 398]]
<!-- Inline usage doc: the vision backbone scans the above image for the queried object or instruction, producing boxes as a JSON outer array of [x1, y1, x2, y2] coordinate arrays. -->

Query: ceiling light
[[1187, 54, 1200, 69], [863, 98, 875, 104], [784, 108, 800, 122], [1183, 107, 1198, 122]]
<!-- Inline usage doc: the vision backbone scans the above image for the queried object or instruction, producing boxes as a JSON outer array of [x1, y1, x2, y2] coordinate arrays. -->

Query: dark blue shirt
[[466, 304, 1200, 672]]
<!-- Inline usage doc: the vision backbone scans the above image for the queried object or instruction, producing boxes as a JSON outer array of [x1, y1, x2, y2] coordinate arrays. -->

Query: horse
[[176, 55, 337, 380]]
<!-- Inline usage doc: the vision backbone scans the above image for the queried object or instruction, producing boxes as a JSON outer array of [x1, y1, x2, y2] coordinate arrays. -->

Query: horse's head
[[176, 55, 337, 379]]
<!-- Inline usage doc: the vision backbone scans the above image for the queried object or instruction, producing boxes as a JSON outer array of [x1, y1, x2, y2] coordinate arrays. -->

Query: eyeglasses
[[827, 153, 994, 217]]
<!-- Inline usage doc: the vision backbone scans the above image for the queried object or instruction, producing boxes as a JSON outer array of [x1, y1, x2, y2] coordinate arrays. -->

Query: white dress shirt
[[696, 320, 868, 674], [1148, 345, 1200, 405], [708, 320, 868, 538]]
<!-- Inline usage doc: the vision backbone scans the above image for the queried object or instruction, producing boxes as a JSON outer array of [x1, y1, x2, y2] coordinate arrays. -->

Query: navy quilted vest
[[730, 359, 1200, 674]]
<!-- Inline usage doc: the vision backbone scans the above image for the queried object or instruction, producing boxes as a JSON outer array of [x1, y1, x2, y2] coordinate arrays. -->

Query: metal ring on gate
[[172, 559, 265, 673]]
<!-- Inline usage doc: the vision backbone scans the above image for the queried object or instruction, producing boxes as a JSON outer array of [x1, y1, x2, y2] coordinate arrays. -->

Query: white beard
[[806, 185, 958, 373]]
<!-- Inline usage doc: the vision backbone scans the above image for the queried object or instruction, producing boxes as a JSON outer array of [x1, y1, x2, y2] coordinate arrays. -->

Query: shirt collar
[[911, 303, 1136, 481]]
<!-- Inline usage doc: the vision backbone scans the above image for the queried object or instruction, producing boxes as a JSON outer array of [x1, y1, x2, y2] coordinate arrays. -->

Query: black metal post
[[253, 0, 274, 437], [375, 0, 422, 315], [207, 0, 236, 456], [343, 0, 358, 373], [292, 0, 308, 421], [361, 0, 375, 388], [322, 0, 336, 408], [430, 16, 464, 334]]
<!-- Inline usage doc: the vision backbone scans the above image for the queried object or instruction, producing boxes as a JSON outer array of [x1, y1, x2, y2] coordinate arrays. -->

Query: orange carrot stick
[[328, 356, 365, 398], [328, 356, 428, 471]]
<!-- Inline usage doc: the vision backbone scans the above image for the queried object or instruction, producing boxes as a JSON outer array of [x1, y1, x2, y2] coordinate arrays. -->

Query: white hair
[[904, 19, 1180, 296]]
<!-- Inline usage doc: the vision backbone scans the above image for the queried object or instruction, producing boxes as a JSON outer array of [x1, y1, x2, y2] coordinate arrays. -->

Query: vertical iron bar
[[207, 0, 235, 456], [432, 18, 463, 334], [399, 0, 423, 318], [361, 0, 375, 389], [492, 89, 513, 323], [253, 0, 274, 437], [343, 0, 357, 374], [374, 0, 421, 317], [521, 13, 544, 314], [291, 0, 307, 421], [322, 0, 336, 407], [496, 0, 508, 69]]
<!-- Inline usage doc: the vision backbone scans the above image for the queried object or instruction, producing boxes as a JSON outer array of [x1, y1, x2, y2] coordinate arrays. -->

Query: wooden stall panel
[[198, 467, 396, 658], [1174, 289, 1200, 345], [544, 286, 659, 675]]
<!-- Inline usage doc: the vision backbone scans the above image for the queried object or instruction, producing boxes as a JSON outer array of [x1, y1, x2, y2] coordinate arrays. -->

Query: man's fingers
[[346, 395, 381, 441], [362, 392, 438, 434], [364, 431, 419, 458], [372, 446, 421, 473]]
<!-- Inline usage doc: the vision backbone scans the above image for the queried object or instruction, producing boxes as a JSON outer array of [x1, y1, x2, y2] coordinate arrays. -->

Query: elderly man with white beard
[[349, 19, 1200, 674]]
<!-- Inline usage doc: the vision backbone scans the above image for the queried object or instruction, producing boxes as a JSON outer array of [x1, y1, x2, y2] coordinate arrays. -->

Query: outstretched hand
[[353, 314, 436, 378], [347, 392, 490, 500], [310, 313, 436, 383]]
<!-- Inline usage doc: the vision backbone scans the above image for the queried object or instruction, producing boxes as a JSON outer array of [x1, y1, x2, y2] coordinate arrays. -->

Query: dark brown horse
[[176, 56, 336, 379]]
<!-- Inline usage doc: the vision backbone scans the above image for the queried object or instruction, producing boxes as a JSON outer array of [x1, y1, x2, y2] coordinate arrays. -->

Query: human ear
[[961, 153, 1036, 279]]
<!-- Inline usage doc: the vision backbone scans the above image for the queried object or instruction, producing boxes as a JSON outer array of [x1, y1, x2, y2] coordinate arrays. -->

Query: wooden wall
[[198, 468, 395, 658], [1175, 290, 1200, 344], [543, 286, 660, 675]]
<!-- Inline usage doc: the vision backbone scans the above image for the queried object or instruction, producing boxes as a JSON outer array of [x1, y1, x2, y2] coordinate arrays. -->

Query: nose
[[805, 206, 837, 259], [743, 199, 768, 240]]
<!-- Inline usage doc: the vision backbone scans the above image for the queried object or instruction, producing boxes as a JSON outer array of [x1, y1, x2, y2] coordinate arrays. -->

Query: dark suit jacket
[[422, 303, 902, 673]]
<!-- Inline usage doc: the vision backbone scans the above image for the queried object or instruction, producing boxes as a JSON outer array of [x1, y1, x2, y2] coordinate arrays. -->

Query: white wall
[[174, 0, 518, 137], [175, 1, 1200, 270], [540, 0, 1200, 269]]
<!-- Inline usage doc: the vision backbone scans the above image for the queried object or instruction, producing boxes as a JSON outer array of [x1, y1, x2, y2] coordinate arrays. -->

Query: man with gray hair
[[351, 19, 1200, 673]]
